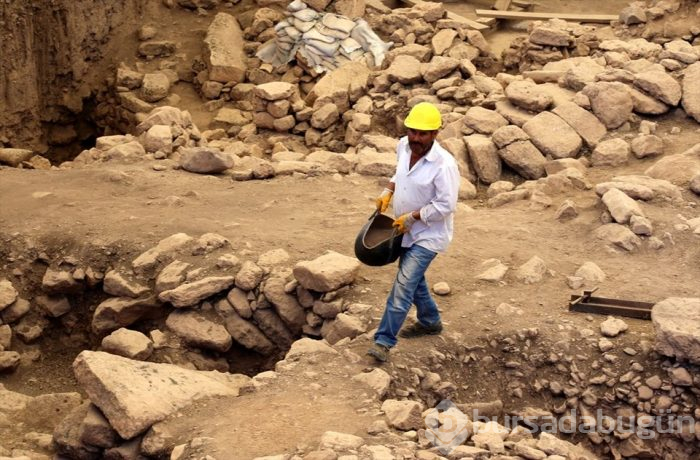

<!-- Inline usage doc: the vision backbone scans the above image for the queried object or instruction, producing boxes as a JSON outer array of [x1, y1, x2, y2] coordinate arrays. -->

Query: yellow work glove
[[375, 188, 393, 213], [393, 212, 417, 234]]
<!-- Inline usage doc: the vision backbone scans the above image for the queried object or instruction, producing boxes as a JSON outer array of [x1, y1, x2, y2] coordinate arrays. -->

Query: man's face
[[407, 129, 438, 157]]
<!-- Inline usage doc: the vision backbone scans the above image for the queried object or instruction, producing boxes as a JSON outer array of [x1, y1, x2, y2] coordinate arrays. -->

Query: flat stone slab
[[293, 251, 360, 293], [158, 276, 235, 308], [523, 111, 582, 159], [652, 298, 700, 364], [73, 351, 249, 439], [552, 102, 606, 148]]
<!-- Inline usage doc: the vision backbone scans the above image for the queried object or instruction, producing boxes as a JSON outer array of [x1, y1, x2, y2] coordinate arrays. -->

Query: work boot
[[367, 343, 390, 362], [399, 320, 443, 338]]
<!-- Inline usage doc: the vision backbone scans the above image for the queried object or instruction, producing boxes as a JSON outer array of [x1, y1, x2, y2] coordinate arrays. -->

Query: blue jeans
[[374, 244, 440, 348]]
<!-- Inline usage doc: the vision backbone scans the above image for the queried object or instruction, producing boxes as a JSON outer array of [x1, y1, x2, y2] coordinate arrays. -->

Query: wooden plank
[[493, 0, 512, 10], [401, 0, 491, 30], [475, 9, 618, 23]]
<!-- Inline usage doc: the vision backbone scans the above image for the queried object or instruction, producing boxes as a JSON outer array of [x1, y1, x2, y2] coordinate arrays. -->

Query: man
[[368, 102, 460, 362]]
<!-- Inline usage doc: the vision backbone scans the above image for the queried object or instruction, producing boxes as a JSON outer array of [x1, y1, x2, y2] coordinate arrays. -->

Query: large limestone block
[[495, 100, 535, 127], [529, 26, 571, 46], [180, 147, 235, 174], [594, 182, 654, 201], [0, 148, 33, 167], [252, 309, 294, 349], [73, 351, 247, 439], [628, 86, 669, 115], [158, 276, 235, 308], [141, 73, 171, 103], [463, 106, 508, 135], [386, 55, 423, 84], [285, 337, 338, 360], [432, 29, 458, 56], [92, 296, 161, 336], [652, 298, 700, 364], [552, 102, 606, 148], [523, 112, 582, 159], [515, 256, 547, 284], [633, 70, 681, 106], [594, 224, 641, 251], [644, 145, 700, 186], [204, 13, 246, 84], [381, 399, 424, 430], [263, 277, 306, 335], [355, 147, 396, 176], [0, 279, 18, 311], [498, 140, 546, 180], [101, 328, 154, 360], [166, 310, 232, 352], [255, 82, 295, 101], [293, 252, 360, 293], [422, 56, 459, 83], [352, 368, 391, 398], [465, 134, 501, 184], [142, 125, 173, 154], [591, 138, 630, 167], [132, 233, 193, 273], [682, 62, 700, 122], [601, 188, 644, 224], [360, 134, 398, 154], [582, 82, 633, 129], [505, 80, 553, 112], [306, 61, 370, 106], [323, 313, 366, 344], [612, 175, 683, 201], [103, 271, 149, 298], [319, 431, 365, 450], [224, 310, 276, 355]]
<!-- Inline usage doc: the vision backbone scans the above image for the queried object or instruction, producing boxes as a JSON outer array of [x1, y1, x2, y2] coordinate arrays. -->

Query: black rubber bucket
[[354, 211, 403, 266]]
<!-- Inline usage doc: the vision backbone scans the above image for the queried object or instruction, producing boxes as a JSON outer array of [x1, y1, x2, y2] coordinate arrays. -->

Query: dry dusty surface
[[1, 112, 699, 457], [1, 0, 700, 458]]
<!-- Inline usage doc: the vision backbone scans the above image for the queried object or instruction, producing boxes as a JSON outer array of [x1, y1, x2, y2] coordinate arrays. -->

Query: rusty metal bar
[[568, 291, 655, 320]]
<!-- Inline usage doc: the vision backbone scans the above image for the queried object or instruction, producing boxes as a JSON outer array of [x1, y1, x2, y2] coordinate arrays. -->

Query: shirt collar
[[402, 137, 439, 163]]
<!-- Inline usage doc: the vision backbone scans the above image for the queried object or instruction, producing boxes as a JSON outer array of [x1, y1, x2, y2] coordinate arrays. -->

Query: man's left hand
[[393, 212, 417, 234]]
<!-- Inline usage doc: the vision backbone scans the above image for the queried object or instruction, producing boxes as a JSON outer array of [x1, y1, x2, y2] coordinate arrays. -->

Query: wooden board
[[401, 0, 491, 30], [474, 9, 618, 23]]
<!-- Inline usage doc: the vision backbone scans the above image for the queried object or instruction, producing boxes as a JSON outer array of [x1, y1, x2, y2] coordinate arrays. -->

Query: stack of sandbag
[[256, 0, 391, 74]]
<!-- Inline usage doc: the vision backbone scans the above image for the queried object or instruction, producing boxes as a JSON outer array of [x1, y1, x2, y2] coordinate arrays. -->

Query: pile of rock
[[0, 232, 370, 376], [250, 81, 309, 133], [502, 19, 601, 72]]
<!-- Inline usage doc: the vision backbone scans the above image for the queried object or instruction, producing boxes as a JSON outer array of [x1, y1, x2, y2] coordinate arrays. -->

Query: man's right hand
[[375, 188, 393, 213]]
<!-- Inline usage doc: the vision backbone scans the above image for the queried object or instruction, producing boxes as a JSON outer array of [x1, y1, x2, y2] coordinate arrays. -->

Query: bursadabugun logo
[[424, 400, 471, 454]]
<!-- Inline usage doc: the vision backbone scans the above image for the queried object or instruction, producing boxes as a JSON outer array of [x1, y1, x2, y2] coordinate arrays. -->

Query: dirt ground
[[1, 112, 699, 457], [1, 0, 700, 458]]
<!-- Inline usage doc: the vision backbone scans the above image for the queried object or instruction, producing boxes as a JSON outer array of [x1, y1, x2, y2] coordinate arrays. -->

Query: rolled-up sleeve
[[419, 162, 460, 225]]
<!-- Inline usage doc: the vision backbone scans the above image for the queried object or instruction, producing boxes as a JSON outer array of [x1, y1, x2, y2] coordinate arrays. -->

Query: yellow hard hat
[[404, 102, 442, 131]]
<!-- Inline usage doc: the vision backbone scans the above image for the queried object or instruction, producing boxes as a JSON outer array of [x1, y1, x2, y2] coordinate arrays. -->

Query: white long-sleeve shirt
[[391, 136, 460, 253]]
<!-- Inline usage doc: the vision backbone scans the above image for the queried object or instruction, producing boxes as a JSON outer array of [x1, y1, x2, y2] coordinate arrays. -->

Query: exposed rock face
[[0, 0, 144, 155], [72, 351, 249, 439]]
